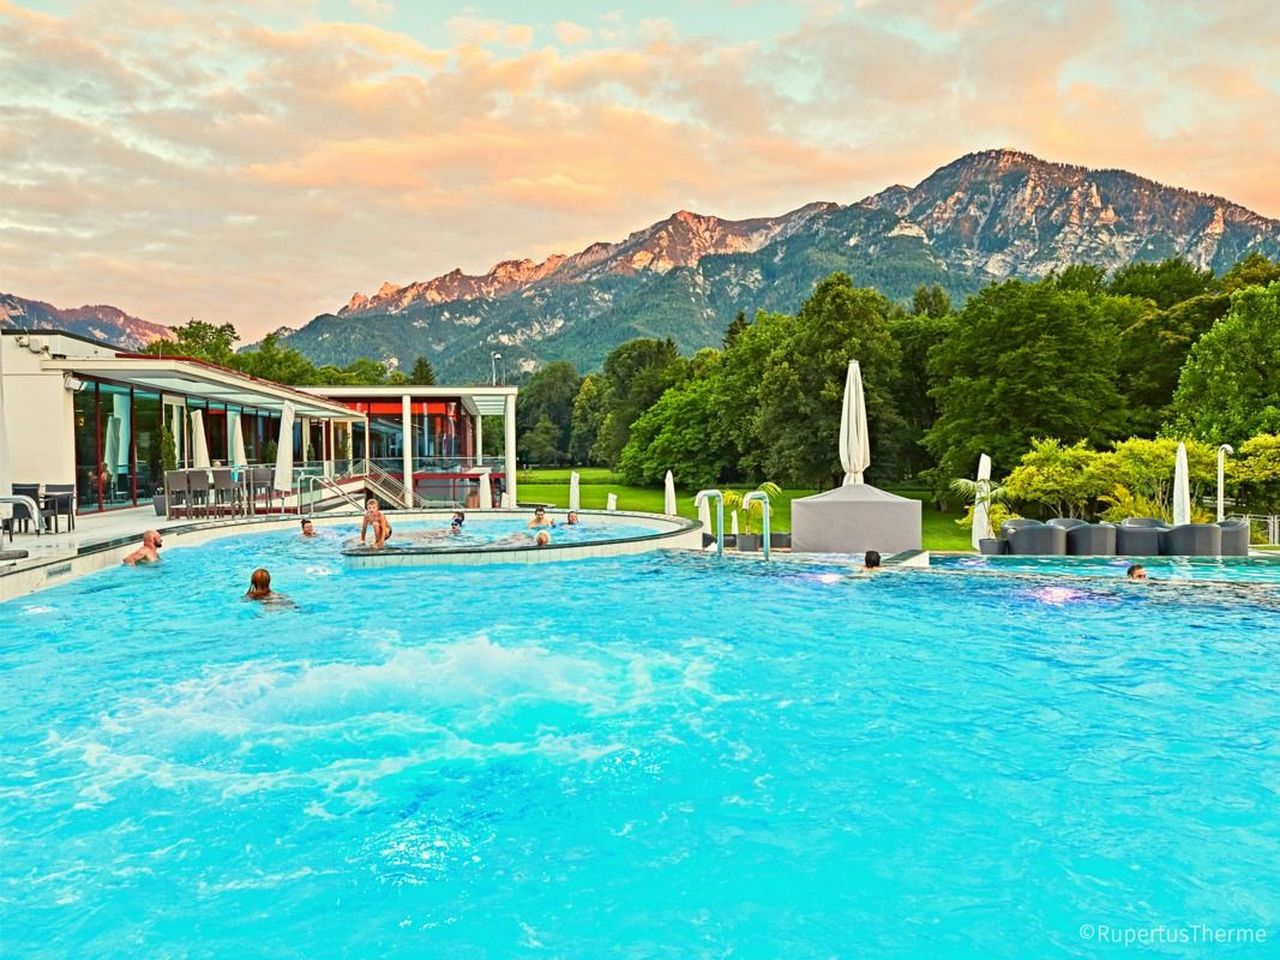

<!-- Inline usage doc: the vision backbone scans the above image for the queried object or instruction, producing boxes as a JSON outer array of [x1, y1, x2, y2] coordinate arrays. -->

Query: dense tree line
[[143, 321, 437, 387], [511, 252, 1280, 504], [149, 252, 1280, 515]]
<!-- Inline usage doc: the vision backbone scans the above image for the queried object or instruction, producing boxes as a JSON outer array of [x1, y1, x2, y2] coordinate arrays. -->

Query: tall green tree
[[143, 320, 239, 365], [618, 357, 735, 488], [890, 310, 954, 478], [1220, 252, 1280, 293], [757, 273, 904, 486], [723, 309, 749, 348], [235, 332, 320, 384], [1107, 292, 1229, 435], [1108, 257, 1214, 309], [1168, 282, 1280, 443], [569, 374, 608, 465], [925, 278, 1125, 482], [521, 415, 563, 465], [516, 360, 582, 463], [592, 338, 686, 466], [1053, 264, 1108, 295], [911, 283, 952, 318], [409, 357, 437, 385]]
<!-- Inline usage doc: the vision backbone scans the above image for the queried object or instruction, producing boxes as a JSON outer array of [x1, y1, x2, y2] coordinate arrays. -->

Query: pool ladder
[[742, 491, 772, 561], [695, 489, 772, 561], [694, 490, 725, 557]]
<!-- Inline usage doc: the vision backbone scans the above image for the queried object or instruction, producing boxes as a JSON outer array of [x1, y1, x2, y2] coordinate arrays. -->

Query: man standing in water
[[122, 530, 163, 565], [360, 498, 392, 549]]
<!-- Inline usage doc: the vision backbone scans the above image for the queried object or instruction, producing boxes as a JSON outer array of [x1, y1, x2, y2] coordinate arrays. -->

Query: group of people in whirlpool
[[120, 496, 583, 606]]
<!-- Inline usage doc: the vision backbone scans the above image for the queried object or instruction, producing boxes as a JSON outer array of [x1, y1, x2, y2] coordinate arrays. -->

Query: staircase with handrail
[[303, 476, 367, 516]]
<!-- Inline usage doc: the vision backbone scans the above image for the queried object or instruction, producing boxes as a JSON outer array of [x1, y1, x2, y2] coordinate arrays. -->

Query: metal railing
[[303, 476, 366, 515], [363, 458, 407, 509], [742, 491, 773, 561], [1236, 513, 1280, 546], [695, 489, 725, 557]]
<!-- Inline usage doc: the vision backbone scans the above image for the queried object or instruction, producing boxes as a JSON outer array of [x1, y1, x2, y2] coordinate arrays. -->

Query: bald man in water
[[122, 530, 163, 565]]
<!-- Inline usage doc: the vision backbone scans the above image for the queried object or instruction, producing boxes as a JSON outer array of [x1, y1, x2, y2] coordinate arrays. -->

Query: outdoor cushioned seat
[[1000, 518, 1042, 538], [1009, 524, 1067, 555], [1065, 522, 1116, 556], [1116, 518, 1168, 556], [1047, 517, 1087, 530], [979, 538, 1008, 555], [1218, 519, 1250, 556], [1162, 523, 1223, 556]]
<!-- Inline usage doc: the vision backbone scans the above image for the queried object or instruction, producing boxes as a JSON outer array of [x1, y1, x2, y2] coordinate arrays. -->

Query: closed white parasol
[[839, 360, 871, 485]]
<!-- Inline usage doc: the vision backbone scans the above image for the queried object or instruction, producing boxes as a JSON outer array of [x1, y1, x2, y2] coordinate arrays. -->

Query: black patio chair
[[44, 483, 76, 531]]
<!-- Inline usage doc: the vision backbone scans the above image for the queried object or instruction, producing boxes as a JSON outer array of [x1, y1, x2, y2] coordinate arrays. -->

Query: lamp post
[[1217, 444, 1234, 521], [490, 351, 502, 386]]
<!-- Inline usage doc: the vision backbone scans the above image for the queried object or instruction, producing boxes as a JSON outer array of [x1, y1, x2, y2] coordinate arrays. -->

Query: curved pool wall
[[342, 509, 701, 568], [0, 509, 701, 602]]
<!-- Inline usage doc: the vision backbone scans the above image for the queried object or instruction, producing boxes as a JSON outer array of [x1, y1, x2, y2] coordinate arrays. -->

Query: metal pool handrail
[[742, 490, 772, 561], [694, 489, 725, 557]]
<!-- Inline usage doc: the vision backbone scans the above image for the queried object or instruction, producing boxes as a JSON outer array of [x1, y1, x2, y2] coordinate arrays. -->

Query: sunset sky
[[3, 0, 1278, 339]]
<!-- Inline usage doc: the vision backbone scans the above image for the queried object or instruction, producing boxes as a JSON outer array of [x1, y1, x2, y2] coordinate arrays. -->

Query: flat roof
[[41, 356, 361, 420], [299, 384, 518, 417]]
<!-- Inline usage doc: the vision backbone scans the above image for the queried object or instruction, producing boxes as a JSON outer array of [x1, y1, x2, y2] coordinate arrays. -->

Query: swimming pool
[[931, 553, 1280, 583], [3, 532, 1278, 957]]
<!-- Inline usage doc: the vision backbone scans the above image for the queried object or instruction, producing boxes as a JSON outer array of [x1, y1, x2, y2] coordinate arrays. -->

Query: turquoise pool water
[[327, 516, 661, 551], [931, 553, 1280, 583], [3, 533, 1279, 957]]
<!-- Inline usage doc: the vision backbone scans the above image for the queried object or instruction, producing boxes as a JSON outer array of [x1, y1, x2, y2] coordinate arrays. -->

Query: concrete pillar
[[504, 393, 517, 507], [474, 413, 483, 467], [401, 394, 413, 508]]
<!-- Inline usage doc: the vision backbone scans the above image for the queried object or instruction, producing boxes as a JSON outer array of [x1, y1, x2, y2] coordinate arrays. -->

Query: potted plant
[[951, 476, 1016, 553], [153, 421, 178, 516], [734, 481, 780, 552]]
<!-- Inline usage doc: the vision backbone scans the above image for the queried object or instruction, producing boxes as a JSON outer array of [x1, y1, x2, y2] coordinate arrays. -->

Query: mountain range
[[0, 293, 173, 351], [8, 149, 1280, 379]]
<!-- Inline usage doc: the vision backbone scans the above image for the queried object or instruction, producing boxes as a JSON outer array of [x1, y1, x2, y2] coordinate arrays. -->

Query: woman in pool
[[360, 498, 392, 549], [244, 568, 290, 604], [565, 511, 579, 526]]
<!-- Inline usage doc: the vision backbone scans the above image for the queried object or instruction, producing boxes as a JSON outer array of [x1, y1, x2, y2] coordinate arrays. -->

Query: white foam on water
[[18, 605, 54, 616], [199, 865, 336, 893]]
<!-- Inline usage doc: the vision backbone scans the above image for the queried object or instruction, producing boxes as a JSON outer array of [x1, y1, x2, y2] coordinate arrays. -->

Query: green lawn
[[516, 468, 971, 550]]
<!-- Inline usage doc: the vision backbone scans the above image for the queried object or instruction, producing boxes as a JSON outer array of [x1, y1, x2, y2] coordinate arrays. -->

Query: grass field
[[516, 468, 972, 551]]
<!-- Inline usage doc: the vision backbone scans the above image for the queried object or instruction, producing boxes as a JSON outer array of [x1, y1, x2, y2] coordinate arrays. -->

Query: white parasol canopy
[[972, 453, 993, 550], [731, 511, 739, 536], [663, 470, 677, 516], [606, 493, 617, 511], [568, 471, 580, 512], [273, 401, 296, 494], [231, 415, 248, 467], [1172, 441, 1191, 526], [477, 470, 493, 511], [190, 409, 211, 469], [839, 359, 871, 486]]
